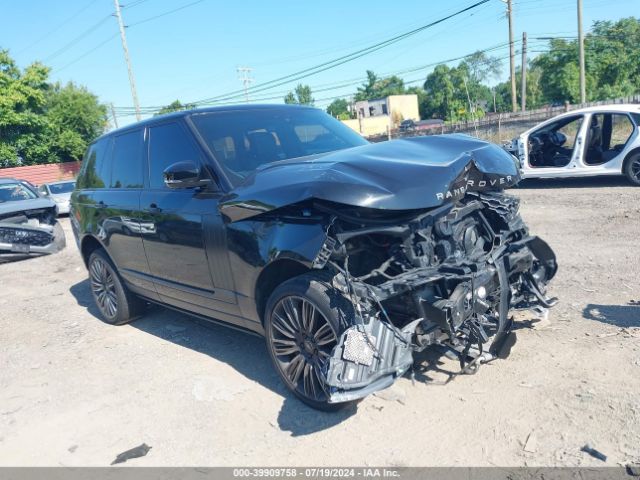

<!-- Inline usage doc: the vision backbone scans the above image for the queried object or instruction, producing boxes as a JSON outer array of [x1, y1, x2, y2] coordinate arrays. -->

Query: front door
[[140, 120, 241, 323]]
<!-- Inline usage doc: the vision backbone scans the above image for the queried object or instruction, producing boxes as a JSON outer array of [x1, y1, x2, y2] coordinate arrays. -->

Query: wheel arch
[[80, 234, 110, 268], [254, 258, 311, 324], [622, 146, 640, 169]]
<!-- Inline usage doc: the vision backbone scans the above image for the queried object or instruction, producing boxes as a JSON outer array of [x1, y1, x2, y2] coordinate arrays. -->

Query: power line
[[51, 33, 119, 74], [128, 0, 206, 27], [16, 0, 99, 54], [42, 14, 112, 63], [182, 0, 491, 107], [113, 41, 518, 114]]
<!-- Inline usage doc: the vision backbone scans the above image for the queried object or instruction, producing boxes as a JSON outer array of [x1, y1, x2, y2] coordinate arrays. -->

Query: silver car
[[39, 180, 76, 215], [505, 104, 640, 185]]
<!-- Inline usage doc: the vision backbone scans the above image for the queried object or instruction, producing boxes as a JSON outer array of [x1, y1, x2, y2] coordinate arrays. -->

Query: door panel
[[141, 120, 240, 321], [139, 190, 240, 316]]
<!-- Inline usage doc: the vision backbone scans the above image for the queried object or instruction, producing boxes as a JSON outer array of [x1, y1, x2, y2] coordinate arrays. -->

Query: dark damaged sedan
[[0, 178, 66, 256], [71, 105, 557, 410]]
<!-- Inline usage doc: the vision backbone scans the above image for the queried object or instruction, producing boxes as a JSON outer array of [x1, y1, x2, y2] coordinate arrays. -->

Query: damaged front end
[[222, 135, 557, 404], [0, 206, 66, 256], [316, 191, 557, 402]]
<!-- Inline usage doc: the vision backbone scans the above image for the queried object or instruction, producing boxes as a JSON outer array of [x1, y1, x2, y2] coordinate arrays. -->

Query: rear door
[[102, 128, 157, 296], [140, 120, 241, 323]]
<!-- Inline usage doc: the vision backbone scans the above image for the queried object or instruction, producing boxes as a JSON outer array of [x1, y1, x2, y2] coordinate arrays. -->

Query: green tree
[[354, 70, 406, 101], [0, 49, 106, 166], [46, 82, 107, 160], [326, 98, 351, 119], [156, 99, 195, 116], [531, 17, 640, 103], [283, 84, 314, 105]]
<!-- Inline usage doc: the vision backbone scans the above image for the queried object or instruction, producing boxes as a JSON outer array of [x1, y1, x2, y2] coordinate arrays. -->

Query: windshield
[[49, 182, 75, 194], [0, 182, 39, 203], [190, 107, 368, 186]]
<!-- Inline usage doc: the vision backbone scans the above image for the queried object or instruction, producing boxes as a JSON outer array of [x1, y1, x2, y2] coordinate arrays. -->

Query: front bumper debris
[[0, 221, 66, 255], [324, 320, 413, 403]]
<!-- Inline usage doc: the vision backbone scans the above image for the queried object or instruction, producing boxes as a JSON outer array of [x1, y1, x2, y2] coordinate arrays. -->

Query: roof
[[102, 103, 317, 140], [0, 178, 21, 184], [568, 104, 640, 115]]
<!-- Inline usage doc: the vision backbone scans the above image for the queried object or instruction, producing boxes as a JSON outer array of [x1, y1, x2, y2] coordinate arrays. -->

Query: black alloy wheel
[[269, 295, 337, 404], [90, 254, 118, 320], [87, 249, 145, 325]]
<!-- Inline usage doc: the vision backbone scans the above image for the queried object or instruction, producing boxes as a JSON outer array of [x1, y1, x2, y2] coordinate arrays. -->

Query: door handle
[[97, 200, 107, 209], [148, 203, 162, 214]]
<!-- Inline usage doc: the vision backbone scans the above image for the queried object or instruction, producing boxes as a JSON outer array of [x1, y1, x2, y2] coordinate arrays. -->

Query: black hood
[[219, 134, 520, 222]]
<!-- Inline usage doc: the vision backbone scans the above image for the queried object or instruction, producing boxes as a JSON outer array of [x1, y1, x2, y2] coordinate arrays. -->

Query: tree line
[[0, 49, 107, 167], [309, 18, 639, 123], [2, 17, 638, 167]]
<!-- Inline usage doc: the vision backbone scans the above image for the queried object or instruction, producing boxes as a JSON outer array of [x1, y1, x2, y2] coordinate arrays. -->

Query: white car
[[505, 104, 640, 185], [38, 180, 75, 215]]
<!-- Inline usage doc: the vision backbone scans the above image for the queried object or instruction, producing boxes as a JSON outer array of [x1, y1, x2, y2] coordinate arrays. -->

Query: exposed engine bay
[[309, 192, 556, 402]]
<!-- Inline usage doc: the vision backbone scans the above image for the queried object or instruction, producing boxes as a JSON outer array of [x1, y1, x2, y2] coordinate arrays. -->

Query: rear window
[[110, 130, 144, 189], [49, 182, 75, 194], [190, 108, 367, 186]]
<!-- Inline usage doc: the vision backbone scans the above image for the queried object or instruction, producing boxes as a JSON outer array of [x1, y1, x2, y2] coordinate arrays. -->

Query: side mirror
[[163, 161, 211, 189]]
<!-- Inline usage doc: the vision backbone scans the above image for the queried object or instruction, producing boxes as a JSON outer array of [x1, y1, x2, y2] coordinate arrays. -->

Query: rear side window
[[148, 122, 204, 189], [77, 137, 111, 189], [110, 130, 144, 189]]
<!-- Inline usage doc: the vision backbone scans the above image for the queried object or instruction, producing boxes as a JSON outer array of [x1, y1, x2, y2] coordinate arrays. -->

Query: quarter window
[[110, 130, 144, 189], [148, 122, 204, 189]]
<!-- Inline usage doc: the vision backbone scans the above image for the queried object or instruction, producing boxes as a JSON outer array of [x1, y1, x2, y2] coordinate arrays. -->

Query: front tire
[[623, 152, 640, 186], [88, 249, 145, 325], [264, 272, 356, 411]]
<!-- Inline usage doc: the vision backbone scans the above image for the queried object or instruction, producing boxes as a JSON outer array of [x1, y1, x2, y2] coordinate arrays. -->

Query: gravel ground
[[0, 176, 639, 467]]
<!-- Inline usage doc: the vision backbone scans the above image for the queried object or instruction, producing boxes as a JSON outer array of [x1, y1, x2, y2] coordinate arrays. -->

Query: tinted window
[[148, 122, 204, 189], [631, 112, 640, 126], [78, 137, 111, 189], [191, 108, 368, 185], [110, 130, 143, 188]]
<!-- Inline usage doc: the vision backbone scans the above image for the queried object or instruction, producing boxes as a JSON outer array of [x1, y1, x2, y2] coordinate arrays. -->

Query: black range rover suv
[[71, 105, 556, 410]]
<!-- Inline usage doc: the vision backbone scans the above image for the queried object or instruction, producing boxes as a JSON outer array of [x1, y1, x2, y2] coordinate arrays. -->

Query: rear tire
[[88, 249, 145, 325], [264, 272, 357, 411], [623, 152, 640, 186]]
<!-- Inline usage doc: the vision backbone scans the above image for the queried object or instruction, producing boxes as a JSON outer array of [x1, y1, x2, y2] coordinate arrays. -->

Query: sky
[[2, 0, 638, 126]]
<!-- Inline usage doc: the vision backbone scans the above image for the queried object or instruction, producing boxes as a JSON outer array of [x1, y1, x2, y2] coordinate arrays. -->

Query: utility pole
[[236, 66, 254, 102], [504, 0, 517, 112], [577, 0, 586, 103], [521, 32, 527, 112], [110, 103, 119, 129], [113, 0, 141, 121]]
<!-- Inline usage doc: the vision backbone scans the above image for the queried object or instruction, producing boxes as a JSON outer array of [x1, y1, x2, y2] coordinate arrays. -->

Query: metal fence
[[368, 94, 640, 144]]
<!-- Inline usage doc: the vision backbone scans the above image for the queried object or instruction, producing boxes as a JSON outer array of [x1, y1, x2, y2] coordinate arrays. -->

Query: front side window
[[190, 108, 368, 185], [148, 122, 205, 189], [110, 130, 144, 189]]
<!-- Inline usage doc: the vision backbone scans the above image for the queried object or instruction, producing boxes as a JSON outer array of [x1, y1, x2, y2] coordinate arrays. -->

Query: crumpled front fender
[[323, 319, 414, 403]]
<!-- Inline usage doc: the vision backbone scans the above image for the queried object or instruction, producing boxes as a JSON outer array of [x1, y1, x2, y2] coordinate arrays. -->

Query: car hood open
[[219, 134, 520, 222]]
